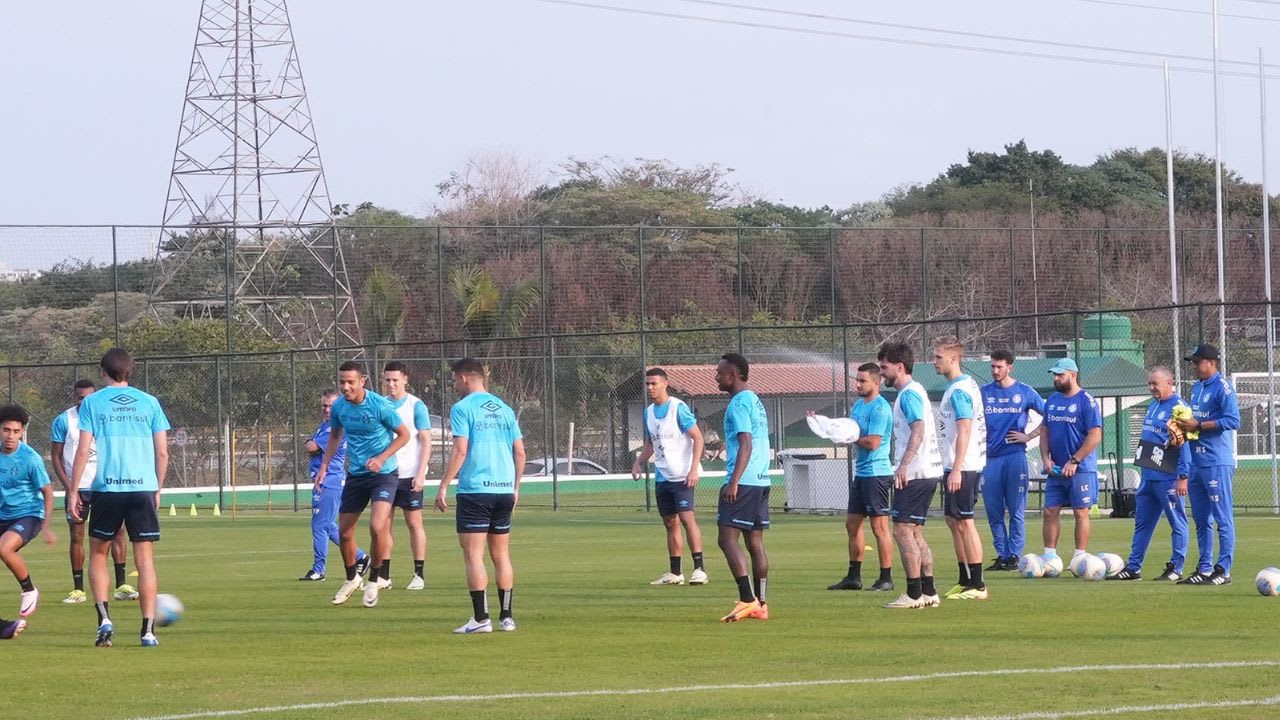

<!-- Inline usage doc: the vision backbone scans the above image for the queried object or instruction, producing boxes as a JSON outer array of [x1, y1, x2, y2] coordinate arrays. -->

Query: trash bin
[[777, 449, 850, 514]]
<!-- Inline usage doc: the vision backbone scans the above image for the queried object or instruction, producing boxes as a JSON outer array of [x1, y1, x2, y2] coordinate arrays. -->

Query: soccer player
[[714, 352, 772, 623], [632, 368, 708, 586], [1175, 344, 1240, 586], [51, 380, 134, 603], [299, 389, 369, 582], [433, 358, 525, 634], [314, 362, 410, 608], [1038, 358, 1102, 566], [0, 404, 57, 638], [1109, 367, 1189, 581], [932, 336, 989, 601], [980, 351, 1045, 571], [824, 362, 895, 592], [68, 348, 169, 647], [381, 361, 432, 591], [878, 342, 945, 610]]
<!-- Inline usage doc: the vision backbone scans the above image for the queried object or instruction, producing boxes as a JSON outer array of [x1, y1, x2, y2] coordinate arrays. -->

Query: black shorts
[[0, 517, 43, 548], [655, 481, 696, 517], [339, 472, 399, 515], [88, 492, 160, 542], [850, 474, 893, 517], [943, 470, 981, 519], [717, 485, 770, 531], [394, 477, 425, 511], [892, 477, 939, 525], [66, 490, 94, 525], [456, 493, 515, 534]]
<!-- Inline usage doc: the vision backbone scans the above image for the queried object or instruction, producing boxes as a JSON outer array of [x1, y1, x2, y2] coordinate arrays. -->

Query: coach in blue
[[1109, 367, 1189, 582], [980, 350, 1045, 571], [1174, 344, 1239, 586]]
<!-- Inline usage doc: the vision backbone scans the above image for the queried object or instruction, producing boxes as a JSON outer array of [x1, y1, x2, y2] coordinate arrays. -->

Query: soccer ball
[[1018, 553, 1044, 578], [1098, 553, 1125, 577], [1078, 554, 1107, 581], [1255, 567, 1280, 596], [1041, 554, 1064, 577], [155, 593, 184, 627]]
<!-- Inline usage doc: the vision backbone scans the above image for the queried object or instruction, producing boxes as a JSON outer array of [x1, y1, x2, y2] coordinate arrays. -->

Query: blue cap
[[1047, 358, 1079, 375]]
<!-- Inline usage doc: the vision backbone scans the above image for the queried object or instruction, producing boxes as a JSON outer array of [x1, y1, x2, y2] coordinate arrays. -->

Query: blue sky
[[1, 0, 1277, 266]]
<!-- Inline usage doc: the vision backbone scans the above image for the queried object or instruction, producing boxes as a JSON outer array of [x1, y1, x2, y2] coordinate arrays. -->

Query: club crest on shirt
[[1013, 394, 1022, 404], [1068, 403, 1078, 413]]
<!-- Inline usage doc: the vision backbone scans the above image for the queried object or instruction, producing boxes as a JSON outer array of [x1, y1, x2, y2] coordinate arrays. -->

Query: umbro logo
[[109, 394, 137, 406], [481, 401, 501, 413]]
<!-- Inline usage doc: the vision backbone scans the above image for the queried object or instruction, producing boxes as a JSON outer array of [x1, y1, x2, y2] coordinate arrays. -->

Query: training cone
[[864, 545, 873, 552], [168, 504, 176, 516], [189, 503, 198, 516], [129, 570, 138, 577], [212, 504, 221, 517]]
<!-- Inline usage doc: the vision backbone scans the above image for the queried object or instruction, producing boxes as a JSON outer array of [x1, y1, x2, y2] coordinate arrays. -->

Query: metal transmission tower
[[151, 0, 358, 349]]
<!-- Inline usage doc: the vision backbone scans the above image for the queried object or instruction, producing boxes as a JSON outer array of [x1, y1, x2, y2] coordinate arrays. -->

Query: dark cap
[[1185, 343, 1220, 362]]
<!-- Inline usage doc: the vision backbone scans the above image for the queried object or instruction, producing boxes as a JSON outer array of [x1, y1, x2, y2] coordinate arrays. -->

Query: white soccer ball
[[1098, 553, 1125, 577], [155, 593, 184, 627], [805, 415, 861, 445], [1018, 553, 1044, 578], [1255, 567, 1280, 597], [1041, 554, 1064, 578], [1078, 554, 1107, 581], [1068, 553, 1089, 577]]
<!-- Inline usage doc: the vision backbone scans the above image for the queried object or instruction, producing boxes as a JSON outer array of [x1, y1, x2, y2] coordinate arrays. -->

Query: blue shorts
[[850, 475, 892, 517], [393, 477, 424, 511], [892, 477, 938, 525], [1045, 471, 1098, 510], [456, 493, 515, 534], [943, 470, 981, 519], [339, 472, 399, 515], [0, 517, 43, 548], [655, 481, 695, 517], [717, 485, 770, 531], [65, 490, 94, 525], [88, 492, 160, 542]]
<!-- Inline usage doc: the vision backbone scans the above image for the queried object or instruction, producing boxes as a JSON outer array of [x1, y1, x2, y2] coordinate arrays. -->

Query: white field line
[[927, 694, 1280, 720], [128, 660, 1279, 720]]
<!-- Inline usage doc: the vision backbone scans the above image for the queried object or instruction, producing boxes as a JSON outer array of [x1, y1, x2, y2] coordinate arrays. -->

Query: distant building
[[0, 264, 41, 282]]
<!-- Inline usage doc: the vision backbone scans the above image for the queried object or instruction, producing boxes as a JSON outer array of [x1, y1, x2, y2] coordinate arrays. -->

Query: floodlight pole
[[1164, 61, 1182, 389], [1259, 48, 1278, 512], [1212, 0, 1228, 369]]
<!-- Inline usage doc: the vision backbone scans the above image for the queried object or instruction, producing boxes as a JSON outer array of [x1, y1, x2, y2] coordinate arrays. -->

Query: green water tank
[[1082, 313, 1131, 341]]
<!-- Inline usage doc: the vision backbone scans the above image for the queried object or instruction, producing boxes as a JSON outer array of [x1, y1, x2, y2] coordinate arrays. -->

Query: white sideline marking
[[565, 518, 653, 525], [127, 660, 1278, 720], [156, 549, 297, 560], [928, 694, 1280, 720]]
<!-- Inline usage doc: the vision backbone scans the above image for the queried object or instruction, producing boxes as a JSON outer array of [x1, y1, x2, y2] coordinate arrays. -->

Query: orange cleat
[[720, 599, 761, 622], [748, 602, 769, 620]]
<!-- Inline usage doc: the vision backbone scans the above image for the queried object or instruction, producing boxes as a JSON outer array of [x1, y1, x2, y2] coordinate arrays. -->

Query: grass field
[[7, 507, 1280, 720]]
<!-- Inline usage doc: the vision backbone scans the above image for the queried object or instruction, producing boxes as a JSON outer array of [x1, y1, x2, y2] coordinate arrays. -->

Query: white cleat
[[688, 568, 709, 585], [454, 617, 493, 634], [498, 617, 517, 632], [331, 578, 362, 605], [19, 588, 39, 618], [649, 572, 685, 586], [375, 577, 392, 590], [362, 580, 380, 607], [921, 594, 942, 607], [405, 575, 425, 591], [883, 592, 926, 609]]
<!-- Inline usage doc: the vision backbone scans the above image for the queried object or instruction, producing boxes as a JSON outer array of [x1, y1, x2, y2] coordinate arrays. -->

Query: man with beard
[[1038, 358, 1102, 566]]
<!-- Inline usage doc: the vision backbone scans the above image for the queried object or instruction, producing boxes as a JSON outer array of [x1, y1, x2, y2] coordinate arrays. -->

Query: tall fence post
[[111, 225, 121, 347], [1197, 303, 1206, 345], [216, 355, 225, 513], [548, 335, 559, 511], [1008, 228, 1018, 350], [290, 350, 299, 513], [1096, 228, 1105, 312], [736, 227, 745, 353], [638, 228, 651, 513], [920, 228, 930, 355]]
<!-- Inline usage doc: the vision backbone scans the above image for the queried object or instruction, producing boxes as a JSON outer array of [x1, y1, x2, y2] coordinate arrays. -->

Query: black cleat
[[298, 570, 325, 581], [1207, 565, 1232, 586], [986, 558, 1006, 572], [868, 578, 895, 592], [1106, 568, 1140, 581], [354, 555, 371, 579], [1177, 571, 1211, 585], [1153, 563, 1181, 582], [828, 576, 862, 591]]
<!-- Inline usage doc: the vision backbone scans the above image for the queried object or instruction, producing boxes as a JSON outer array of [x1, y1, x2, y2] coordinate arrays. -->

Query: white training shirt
[[892, 380, 944, 480], [644, 398, 701, 480], [391, 393, 431, 480], [938, 374, 988, 472], [55, 405, 98, 490]]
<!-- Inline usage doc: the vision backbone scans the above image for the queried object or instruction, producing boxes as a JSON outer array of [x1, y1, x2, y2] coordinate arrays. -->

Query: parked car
[[523, 457, 609, 477]]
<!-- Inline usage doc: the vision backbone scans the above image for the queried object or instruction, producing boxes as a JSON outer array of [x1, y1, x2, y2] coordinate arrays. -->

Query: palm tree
[[361, 267, 406, 344], [448, 264, 540, 341]]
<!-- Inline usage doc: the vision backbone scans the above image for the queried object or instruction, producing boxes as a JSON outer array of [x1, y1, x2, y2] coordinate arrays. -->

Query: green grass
[[7, 509, 1280, 720]]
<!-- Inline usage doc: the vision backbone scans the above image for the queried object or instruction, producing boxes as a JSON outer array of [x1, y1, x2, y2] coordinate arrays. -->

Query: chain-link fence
[[3, 302, 1276, 512]]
